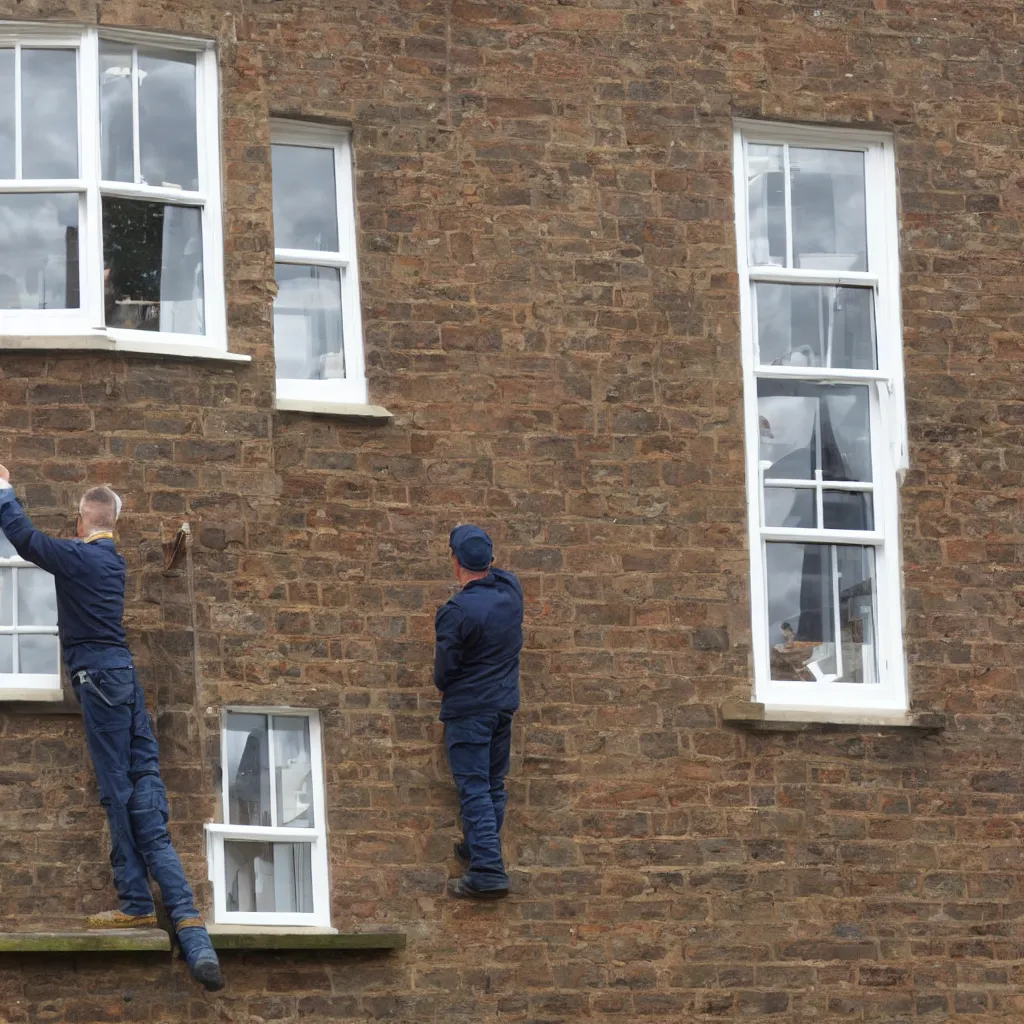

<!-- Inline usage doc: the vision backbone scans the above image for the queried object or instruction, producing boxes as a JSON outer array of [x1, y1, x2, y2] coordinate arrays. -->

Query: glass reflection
[[758, 381, 872, 484], [0, 568, 11, 626], [103, 198, 204, 334], [0, 194, 79, 309], [226, 712, 271, 827], [272, 144, 339, 251], [755, 283, 876, 370], [0, 50, 15, 179], [22, 49, 78, 180], [17, 568, 58, 626], [764, 487, 815, 529], [138, 50, 198, 190], [224, 840, 314, 914], [273, 716, 314, 828], [0, 529, 15, 559], [767, 543, 877, 684], [790, 148, 867, 272], [0, 635, 11, 674], [100, 43, 134, 183], [273, 264, 344, 381], [19, 634, 58, 674], [747, 143, 785, 267]]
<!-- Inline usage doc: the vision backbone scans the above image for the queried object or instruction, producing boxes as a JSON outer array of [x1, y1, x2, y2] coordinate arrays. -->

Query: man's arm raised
[[0, 463, 80, 577]]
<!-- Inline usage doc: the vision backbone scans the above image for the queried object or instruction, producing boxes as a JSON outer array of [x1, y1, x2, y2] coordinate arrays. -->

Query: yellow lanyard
[[84, 531, 115, 543]]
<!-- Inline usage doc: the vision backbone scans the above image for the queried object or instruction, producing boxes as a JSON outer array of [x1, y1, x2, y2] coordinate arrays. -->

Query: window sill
[[0, 685, 80, 714], [274, 397, 394, 422], [206, 924, 406, 951], [0, 333, 251, 363], [0, 930, 169, 953], [721, 699, 947, 733]]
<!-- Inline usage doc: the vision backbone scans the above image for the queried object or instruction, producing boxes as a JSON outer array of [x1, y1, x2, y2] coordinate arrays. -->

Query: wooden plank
[[0, 930, 170, 952]]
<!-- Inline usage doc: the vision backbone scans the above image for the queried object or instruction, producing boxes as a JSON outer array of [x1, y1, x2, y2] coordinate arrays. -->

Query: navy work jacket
[[434, 568, 523, 722], [0, 490, 131, 675]]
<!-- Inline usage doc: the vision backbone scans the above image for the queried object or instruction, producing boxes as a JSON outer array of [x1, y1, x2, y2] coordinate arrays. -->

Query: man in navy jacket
[[0, 464, 223, 991], [435, 524, 523, 898]]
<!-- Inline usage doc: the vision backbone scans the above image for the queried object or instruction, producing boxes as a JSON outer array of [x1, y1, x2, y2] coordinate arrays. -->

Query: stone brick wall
[[1, 0, 1023, 1020]]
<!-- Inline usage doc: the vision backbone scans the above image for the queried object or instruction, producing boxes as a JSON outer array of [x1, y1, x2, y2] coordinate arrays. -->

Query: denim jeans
[[444, 710, 514, 891], [75, 663, 216, 966]]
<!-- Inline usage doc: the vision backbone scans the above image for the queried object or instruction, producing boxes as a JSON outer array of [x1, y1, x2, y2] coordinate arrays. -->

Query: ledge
[[0, 688, 81, 715], [721, 699, 948, 733], [0, 333, 251, 363], [274, 398, 394, 422], [0, 929, 170, 952], [207, 926, 406, 951]]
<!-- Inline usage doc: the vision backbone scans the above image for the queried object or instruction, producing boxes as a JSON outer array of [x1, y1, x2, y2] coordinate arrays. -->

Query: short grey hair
[[79, 486, 121, 529]]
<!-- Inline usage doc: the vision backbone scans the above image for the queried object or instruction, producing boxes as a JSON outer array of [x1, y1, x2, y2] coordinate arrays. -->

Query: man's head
[[449, 524, 493, 586], [77, 486, 122, 538]]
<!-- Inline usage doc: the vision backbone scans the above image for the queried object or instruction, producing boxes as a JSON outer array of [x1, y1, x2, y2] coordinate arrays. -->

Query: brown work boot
[[87, 909, 159, 929]]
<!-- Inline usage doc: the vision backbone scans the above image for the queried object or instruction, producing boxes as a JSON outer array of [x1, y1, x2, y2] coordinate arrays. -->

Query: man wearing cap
[[0, 465, 224, 992], [436, 524, 523, 899]]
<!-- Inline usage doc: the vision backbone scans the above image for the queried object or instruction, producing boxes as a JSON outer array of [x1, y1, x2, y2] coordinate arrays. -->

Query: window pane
[[747, 143, 785, 267], [99, 43, 134, 183], [273, 264, 344, 381], [224, 840, 314, 914], [791, 148, 867, 273], [272, 144, 339, 251], [103, 199, 204, 334], [19, 634, 58, 674], [0, 194, 79, 309], [17, 568, 57, 626], [0, 635, 11, 673], [0, 50, 14, 179], [755, 284, 876, 370], [763, 487, 815, 529], [226, 713, 271, 826], [0, 568, 11, 627], [767, 543, 877, 684], [273, 716, 314, 828], [138, 50, 198, 191], [22, 49, 78, 179], [0, 529, 15, 559], [823, 491, 873, 532], [758, 381, 872, 483]]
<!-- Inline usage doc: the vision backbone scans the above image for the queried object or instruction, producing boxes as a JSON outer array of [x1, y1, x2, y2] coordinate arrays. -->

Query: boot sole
[[192, 959, 225, 992]]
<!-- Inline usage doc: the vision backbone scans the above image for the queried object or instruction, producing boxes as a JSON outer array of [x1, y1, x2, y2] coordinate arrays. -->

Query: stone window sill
[[0, 333, 251, 363], [0, 930, 169, 952], [207, 924, 406, 951], [721, 699, 947, 733], [274, 397, 394, 422]]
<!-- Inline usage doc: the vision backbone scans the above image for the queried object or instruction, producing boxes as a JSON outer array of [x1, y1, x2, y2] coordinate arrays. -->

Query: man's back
[[434, 568, 523, 721]]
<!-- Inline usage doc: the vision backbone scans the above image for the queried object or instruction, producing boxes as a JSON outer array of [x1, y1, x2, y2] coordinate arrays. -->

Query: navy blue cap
[[449, 524, 493, 571]]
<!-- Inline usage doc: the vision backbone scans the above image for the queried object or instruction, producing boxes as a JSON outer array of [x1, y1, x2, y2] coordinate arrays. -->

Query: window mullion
[[10, 567, 17, 675], [13, 42, 21, 179], [80, 29, 103, 330], [267, 717, 279, 829], [782, 143, 793, 269], [130, 47, 141, 185]]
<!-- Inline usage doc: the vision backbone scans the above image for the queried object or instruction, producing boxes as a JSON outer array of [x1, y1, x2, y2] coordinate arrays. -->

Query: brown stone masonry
[[0, 0, 1023, 1020]]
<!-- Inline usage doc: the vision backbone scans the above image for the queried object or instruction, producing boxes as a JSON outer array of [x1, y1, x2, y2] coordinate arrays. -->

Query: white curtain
[[159, 205, 204, 334]]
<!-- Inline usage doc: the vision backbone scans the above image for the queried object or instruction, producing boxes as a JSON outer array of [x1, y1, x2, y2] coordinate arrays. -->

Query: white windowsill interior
[[274, 397, 393, 420], [0, 332, 251, 364], [207, 924, 339, 935]]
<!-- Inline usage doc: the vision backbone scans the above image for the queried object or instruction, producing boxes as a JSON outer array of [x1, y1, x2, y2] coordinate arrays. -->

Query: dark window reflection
[[103, 198, 204, 334]]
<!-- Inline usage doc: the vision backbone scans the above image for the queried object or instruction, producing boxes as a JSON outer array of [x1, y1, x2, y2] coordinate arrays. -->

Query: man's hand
[[0, 464, 9, 482]]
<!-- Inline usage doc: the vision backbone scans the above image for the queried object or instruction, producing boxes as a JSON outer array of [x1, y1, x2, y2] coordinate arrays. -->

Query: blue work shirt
[[0, 490, 131, 675], [434, 568, 523, 722]]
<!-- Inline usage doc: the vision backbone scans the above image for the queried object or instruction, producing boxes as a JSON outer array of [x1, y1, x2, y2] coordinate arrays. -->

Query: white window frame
[[733, 119, 909, 714], [0, 550, 60, 695], [0, 22, 232, 360], [205, 707, 332, 928], [270, 120, 368, 408]]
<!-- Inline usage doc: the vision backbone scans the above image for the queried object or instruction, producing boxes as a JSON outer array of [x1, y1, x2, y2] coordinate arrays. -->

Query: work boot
[[447, 877, 508, 900], [87, 909, 158, 929], [175, 918, 224, 992]]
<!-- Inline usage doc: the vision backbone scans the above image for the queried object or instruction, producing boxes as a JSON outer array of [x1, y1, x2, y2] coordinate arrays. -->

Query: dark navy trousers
[[444, 710, 514, 891], [74, 663, 215, 966]]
